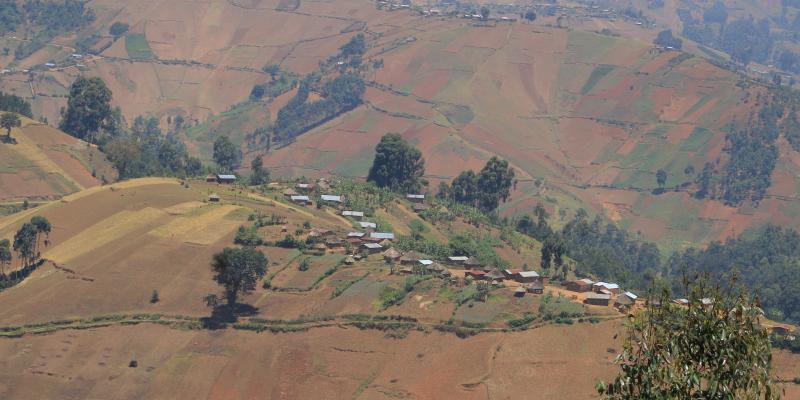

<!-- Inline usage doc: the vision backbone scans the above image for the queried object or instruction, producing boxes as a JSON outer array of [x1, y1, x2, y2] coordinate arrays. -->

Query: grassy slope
[[0, 117, 115, 203]]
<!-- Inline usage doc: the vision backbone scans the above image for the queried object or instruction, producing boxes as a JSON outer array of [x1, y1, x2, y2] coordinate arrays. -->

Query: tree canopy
[[59, 76, 113, 143], [211, 247, 268, 306], [0, 91, 32, 117], [213, 135, 242, 173], [249, 155, 269, 185], [438, 156, 515, 212], [367, 133, 426, 193], [598, 279, 778, 399], [1, 112, 21, 138]]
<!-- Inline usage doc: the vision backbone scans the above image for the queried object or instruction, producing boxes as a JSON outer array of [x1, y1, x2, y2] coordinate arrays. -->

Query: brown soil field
[[0, 119, 114, 202]]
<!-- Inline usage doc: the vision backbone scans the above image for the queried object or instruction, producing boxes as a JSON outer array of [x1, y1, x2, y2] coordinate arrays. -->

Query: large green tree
[[59, 76, 113, 143], [249, 155, 269, 185], [1, 112, 21, 139], [476, 156, 515, 212], [598, 279, 779, 399], [367, 133, 426, 193], [213, 135, 242, 173], [211, 247, 268, 306], [30, 216, 51, 254]]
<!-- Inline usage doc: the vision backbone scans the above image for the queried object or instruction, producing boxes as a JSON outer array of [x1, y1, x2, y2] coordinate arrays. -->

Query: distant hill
[[0, 117, 115, 205]]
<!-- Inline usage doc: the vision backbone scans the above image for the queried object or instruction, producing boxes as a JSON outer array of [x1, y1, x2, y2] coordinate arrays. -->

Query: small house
[[347, 231, 366, 239], [361, 242, 383, 254], [398, 266, 414, 275], [205, 174, 218, 183], [369, 232, 395, 241], [309, 228, 333, 238], [516, 270, 542, 284], [514, 287, 526, 297], [673, 298, 689, 306], [347, 238, 363, 246], [565, 278, 594, 292], [406, 194, 425, 203], [312, 242, 328, 252], [208, 194, 220, 202], [526, 281, 544, 294], [485, 269, 505, 281], [358, 221, 377, 229], [325, 238, 344, 249], [503, 268, 523, 279], [464, 256, 482, 268], [320, 194, 343, 204], [296, 183, 313, 192], [593, 282, 620, 294], [283, 188, 299, 198], [465, 270, 486, 280], [614, 294, 633, 310], [400, 251, 426, 265], [342, 210, 365, 220], [418, 259, 434, 267], [217, 174, 237, 184], [290, 195, 311, 205], [622, 291, 638, 304], [447, 256, 469, 265], [584, 293, 612, 306], [383, 247, 402, 262], [378, 239, 392, 248], [344, 255, 356, 265]]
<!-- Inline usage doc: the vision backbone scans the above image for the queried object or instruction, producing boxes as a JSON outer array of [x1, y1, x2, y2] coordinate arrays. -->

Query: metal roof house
[[369, 232, 395, 240], [406, 194, 425, 203], [321, 194, 343, 203], [585, 293, 612, 306], [342, 210, 365, 219], [358, 221, 377, 229], [216, 174, 237, 183], [290, 195, 311, 205]]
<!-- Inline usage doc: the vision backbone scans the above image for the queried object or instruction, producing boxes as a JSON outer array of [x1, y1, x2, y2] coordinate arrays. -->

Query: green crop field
[[125, 34, 154, 60]]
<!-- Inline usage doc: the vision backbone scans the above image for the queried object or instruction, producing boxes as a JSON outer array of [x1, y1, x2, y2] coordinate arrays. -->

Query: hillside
[[3, 1, 800, 251], [0, 178, 796, 399], [0, 179, 796, 399], [0, 117, 115, 207]]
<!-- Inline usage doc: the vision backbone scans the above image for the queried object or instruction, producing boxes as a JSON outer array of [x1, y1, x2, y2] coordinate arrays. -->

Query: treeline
[[104, 116, 203, 179], [678, 4, 771, 67], [0, 91, 32, 118], [6, 0, 95, 60], [666, 225, 800, 324], [273, 73, 365, 142], [57, 76, 207, 179], [436, 157, 515, 213]]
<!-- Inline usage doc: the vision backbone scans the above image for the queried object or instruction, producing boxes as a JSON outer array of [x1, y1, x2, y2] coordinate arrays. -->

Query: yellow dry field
[[163, 201, 206, 215], [149, 204, 243, 245], [44, 207, 167, 263], [9, 123, 84, 191]]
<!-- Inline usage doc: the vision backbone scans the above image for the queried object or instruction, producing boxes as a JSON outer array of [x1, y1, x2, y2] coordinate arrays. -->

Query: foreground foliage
[[598, 279, 778, 399]]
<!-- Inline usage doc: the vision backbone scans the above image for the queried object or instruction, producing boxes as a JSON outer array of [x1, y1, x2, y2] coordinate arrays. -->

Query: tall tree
[[0, 239, 11, 276], [656, 169, 667, 188], [367, 133, 426, 193], [0, 112, 21, 139], [13, 223, 37, 267], [30, 216, 51, 254], [449, 170, 479, 206], [249, 155, 269, 186], [476, 156, 515, 212], [211, 247, 268, 306], [598, 279, 778, 399], [59, 76, 113, 143], [213, 136, 242, 173]]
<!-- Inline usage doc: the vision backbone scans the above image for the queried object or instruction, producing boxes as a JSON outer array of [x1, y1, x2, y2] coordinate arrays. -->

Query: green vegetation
[[212, 135, 242, 173], [249, 155, 269, 185], [598, 279, 778, 399], [274, 73, 365, 142], [250, 69, 298, 100], [103, 116, 203, 179], [437, 156, 515, 212], [367, 133, 426, 193], [6, 0, 95, 60], [109, 21, 129, 37], [210, 247, 268, 306], [1, 112, 21, 140], [0, 92, 33, 118], [0, 239, 12, 276], [124, 33, 153, 60], [580, 64, 615, 95], [653, 29, 682, 49], [378, 276, 430, 309], [59, 76, 113, 144]]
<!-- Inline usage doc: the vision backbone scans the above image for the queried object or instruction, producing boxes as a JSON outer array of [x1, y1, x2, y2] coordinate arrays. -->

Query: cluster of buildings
[[563, 278, 638, 311]]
